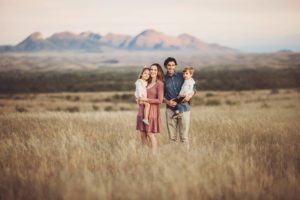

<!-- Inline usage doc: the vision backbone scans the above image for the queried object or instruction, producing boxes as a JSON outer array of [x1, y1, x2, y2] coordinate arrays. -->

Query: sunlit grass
[[0, 95, 299, 199]]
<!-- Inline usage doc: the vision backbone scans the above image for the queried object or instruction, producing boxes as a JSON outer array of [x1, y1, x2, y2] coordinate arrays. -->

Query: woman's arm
[[147, 81, 164, 104]]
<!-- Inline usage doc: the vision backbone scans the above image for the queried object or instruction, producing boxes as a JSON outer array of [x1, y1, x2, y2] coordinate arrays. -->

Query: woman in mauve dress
[[136, 63, 164, 153]]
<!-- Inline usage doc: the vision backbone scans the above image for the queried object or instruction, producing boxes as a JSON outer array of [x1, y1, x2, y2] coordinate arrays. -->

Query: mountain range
[[0, 29, 237, 53]]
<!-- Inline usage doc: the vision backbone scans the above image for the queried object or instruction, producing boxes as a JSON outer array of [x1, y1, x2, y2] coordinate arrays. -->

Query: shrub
[[225, 100, 239, 106], [105, 94, 135, 103], [15, 106, 28, 112], [205, 99, 221, 106], [191, 97, 205, 106], [205, 93, 214, 97], [104, 97, 111, 102], [120, 107, 131, 111], [92, 105, 99, 111], [66, 95, 80, 101], [104, 106, 114, 112], [261, 102, 270, 108], [270, 89, 279, 94], [65, 106, 80, 112]]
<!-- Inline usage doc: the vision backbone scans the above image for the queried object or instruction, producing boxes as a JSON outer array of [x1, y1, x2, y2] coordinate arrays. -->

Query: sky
[[0, 0, 300, 52]]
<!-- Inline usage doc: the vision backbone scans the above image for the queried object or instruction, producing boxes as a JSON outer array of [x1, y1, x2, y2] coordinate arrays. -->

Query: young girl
[[135, 67, 151, 125]]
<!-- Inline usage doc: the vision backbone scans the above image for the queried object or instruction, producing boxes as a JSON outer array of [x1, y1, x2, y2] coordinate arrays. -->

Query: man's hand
[[167, 99, 177, 107]]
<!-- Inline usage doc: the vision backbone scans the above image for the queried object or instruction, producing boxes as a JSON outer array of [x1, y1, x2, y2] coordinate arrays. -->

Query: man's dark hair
[[164, 57, 177, 68]]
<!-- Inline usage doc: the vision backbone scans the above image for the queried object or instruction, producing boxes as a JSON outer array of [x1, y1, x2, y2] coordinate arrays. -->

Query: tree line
[[1, 67, 299, 93]]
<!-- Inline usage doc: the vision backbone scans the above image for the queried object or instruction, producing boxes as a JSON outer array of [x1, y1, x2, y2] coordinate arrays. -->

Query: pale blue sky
[[1, 0, 299, 52]]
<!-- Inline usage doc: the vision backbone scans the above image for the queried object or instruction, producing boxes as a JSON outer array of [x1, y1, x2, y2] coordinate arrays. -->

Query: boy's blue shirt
[[164, 71, 191, 112]]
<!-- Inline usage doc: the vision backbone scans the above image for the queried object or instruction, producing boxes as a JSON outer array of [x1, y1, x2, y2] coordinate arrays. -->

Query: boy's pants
[[173, 97, 185, 112]]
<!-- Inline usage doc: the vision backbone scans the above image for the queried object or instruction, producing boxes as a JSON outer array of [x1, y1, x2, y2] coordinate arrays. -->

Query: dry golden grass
[[0, 90, 299, 199], [0, 91, 137, 114], [0, 89, 299, 114]]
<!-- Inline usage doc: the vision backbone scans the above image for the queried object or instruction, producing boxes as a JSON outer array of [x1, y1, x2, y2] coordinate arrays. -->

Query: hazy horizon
[[1, 0, 300, 52]]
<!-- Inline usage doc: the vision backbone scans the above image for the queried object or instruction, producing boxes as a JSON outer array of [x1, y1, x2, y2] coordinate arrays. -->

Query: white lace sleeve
[[135, 80, 144, 98]]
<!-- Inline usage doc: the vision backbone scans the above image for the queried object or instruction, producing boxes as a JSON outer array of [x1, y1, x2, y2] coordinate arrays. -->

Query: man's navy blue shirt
[[164, 71, 191, 112]]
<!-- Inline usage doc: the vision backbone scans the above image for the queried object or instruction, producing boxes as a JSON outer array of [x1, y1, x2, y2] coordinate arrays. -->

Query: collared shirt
[[164, 71, 191, 112]]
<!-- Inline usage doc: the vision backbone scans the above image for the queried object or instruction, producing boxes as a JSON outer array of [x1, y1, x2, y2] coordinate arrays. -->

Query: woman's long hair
[[150, 63, 165, 83]]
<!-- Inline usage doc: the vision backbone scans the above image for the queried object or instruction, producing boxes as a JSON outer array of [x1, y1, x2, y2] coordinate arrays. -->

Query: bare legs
[[139, 131, 157, 154], [147, 133, 157, 154], [142, 102, 150, 125], [144, 102, 150, 120], [140, 131, 148, 146]]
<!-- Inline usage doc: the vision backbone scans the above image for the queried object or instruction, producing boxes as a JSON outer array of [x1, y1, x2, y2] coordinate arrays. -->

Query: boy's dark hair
[[163, 57, 177, 68]]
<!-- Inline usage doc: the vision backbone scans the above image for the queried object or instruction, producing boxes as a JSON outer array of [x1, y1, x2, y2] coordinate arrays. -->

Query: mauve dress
[[136, 80, 164, 133]]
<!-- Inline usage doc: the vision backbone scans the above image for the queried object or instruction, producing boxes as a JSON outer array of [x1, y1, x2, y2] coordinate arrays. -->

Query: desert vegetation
[[0, 52, 299, 199], [0, 89, 299, 199], [0, 52, 300, 93], [0, 89, 298, 114], [0, 68, 299, 93]]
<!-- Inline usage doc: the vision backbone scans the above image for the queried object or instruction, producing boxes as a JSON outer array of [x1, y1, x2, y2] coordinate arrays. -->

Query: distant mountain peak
[[80, 32, 101, 40], [80, 31, 94, 37], [105, 32, 131, 37], [178, 33, 198, 40], [15, 31, 51, 51], [0, 29, 238, 53], [28, 32, 44, 40], [139, 29, 162, 36], [102, 32, 131, 41], [49, 31, 79, 39], [100, 33, 132, 48], [178, 33, 207, 48], [128, 29, 181, 50]]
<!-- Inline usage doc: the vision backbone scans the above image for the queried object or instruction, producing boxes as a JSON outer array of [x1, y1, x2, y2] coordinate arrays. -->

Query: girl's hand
[[137, 99, 144, 105], [139, 97, 148, 102]]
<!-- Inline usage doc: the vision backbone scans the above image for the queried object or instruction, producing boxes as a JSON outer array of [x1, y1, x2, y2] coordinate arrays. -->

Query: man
[[163, 57, 194, 148]]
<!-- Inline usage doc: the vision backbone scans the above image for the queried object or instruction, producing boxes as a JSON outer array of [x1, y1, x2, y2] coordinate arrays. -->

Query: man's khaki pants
[[165, 108, 190, 148]]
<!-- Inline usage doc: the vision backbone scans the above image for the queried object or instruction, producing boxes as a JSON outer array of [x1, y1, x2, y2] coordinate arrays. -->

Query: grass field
[[0, 89, 299, 199]]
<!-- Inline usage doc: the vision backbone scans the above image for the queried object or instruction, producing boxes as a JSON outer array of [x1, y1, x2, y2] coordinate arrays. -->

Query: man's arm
[[164, 97, 177, 107]]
